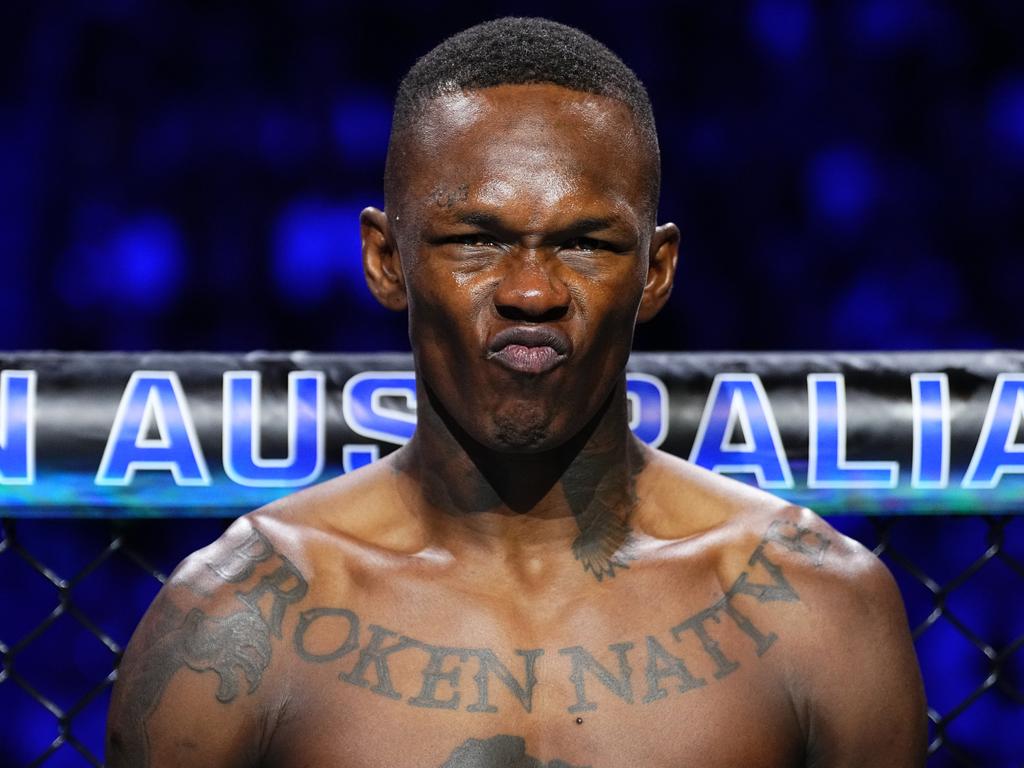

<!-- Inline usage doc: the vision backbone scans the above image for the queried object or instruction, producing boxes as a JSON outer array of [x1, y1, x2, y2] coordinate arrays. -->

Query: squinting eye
[[449, 233, 499, 247], [563, 238, 604, 252]]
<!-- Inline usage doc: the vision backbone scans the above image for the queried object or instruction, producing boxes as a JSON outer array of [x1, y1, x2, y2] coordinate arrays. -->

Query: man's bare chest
[[273, 674, 801, 767], [196, 517, 830, 767], [269, 637, 803, 767], [259, 576, 807, 766]]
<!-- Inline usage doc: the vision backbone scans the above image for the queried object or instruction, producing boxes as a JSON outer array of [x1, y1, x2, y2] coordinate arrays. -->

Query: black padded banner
[[0, 351, 1021, 516]]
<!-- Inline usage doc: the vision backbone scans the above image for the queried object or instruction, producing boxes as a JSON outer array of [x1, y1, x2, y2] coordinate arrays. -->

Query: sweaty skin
[[106, 84, 927, 767]]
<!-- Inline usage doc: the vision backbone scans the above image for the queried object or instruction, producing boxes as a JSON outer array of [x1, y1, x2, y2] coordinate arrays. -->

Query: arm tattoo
[[108, 595, 272, 766], [107, 526, 307, 767]]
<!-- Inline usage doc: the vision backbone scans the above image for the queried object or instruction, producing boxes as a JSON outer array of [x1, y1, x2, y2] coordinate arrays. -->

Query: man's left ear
[[637, 222, 680, 323]]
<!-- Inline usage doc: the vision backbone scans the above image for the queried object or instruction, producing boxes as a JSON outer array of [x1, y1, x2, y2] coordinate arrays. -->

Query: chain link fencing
[[0, 515, 1021, 767]]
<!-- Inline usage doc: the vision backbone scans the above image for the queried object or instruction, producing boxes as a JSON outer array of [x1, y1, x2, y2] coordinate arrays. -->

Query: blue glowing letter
[[626, 373, 669, 447], [911, 373, 949, 488], [962, 374, 1024, 489], [96, 371, 209, 486], [0, 371, 36, 485], [808, 374, 897, 488], [223, 371, 325, 487], [689, 374, 793, 488], [341, 371, 417, 472]]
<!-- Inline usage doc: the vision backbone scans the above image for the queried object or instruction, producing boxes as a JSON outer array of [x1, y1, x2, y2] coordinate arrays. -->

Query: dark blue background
[[2, 1, 1022, 353], [1, 2, 1023, 767]]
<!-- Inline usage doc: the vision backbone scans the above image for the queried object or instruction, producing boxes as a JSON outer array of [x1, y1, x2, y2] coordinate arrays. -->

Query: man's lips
[[486, 326, 571, 375]]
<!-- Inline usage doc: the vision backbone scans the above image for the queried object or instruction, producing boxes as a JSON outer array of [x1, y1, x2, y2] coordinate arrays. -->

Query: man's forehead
[[422, 180, 639, 236], [397, 84, 649, 216], [415, 83, 639, 141]]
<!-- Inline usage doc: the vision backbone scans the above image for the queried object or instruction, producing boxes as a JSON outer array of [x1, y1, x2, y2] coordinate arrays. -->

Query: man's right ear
[[360, 206, 407, 311]]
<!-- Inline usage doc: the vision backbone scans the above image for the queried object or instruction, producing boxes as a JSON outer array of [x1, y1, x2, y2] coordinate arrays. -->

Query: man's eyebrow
[[558, 217, 625, 234], [454, 211, 505, 230], [452, 212, 631, 235]]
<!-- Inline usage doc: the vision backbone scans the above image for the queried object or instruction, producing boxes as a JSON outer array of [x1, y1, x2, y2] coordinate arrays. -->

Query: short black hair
[[384, 17, 660, 214]]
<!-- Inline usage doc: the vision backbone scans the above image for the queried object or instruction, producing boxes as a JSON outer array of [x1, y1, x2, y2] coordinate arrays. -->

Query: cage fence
[[0, 515, 1021, 768]]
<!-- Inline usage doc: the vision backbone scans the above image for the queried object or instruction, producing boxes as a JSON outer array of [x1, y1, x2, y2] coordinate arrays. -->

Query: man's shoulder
[[639, 447, 801, 536], [251, 452, 405, 534], [109, 465, 407, 767], [636, 461, 926, 765], [171, 455, 420, 600], [639, 449, 898, 629]]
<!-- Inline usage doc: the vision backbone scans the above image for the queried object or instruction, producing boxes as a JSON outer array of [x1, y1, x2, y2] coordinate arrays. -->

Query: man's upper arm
[[106, 515, 305, 767], [794, 527, 927, 768]]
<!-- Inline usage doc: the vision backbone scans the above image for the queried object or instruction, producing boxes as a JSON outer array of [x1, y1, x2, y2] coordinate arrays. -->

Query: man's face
[[366, 83, 676, 453]]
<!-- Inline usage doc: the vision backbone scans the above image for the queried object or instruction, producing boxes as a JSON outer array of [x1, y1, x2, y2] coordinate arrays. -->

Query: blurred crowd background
[[2, 0, 1022, 355], [2, 3, 1024, 767]]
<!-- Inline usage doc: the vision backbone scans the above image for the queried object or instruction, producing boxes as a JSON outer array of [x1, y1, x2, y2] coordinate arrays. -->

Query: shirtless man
[[106, 17, 926, 767]]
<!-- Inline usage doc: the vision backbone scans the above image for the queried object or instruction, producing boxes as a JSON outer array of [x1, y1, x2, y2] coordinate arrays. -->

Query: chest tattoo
[[290, 519, 828, 715], [111, 518, 830, 768]]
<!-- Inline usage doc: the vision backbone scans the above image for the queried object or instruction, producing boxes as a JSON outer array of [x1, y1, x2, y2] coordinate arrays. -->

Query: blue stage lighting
[[807, 146, 877, 228], [749, 0, 812, 61], [989, 78, 1024, 162], [331, 96, 391, 166], [105, 215, 185, 310], [272, 198, 373, 306], [853, 0, 920, 48]]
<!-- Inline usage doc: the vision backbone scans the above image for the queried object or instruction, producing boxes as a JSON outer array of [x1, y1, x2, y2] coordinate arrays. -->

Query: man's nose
[[493, 250, 571, 322]]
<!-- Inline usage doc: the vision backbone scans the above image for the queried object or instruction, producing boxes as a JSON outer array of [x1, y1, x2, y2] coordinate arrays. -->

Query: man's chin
[[490, 416, 554, 453], [479, 402, 569, 454]]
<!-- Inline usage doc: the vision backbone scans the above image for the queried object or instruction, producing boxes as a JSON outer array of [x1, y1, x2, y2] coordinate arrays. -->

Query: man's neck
[[392, 377, 647, 582]]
